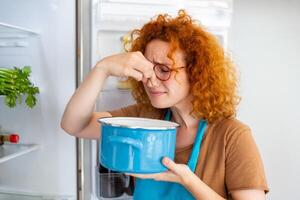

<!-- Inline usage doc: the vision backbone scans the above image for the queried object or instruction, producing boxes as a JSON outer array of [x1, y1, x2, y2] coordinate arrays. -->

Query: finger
[[153, 171, 178, 182], [142, 77, 148, 83], [149, 72, 159, 87], [131, 53, 155, 79], [126, 69, 143, 81], [127, 171, 181, 183], [126, 173, 160, 179], [162, 157, 180, 174], [133, 65, 154, 80], [134, 51, 154, 71]]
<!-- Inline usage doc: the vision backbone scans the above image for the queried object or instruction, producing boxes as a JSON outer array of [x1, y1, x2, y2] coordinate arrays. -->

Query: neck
[[170, 102, 198, 129]]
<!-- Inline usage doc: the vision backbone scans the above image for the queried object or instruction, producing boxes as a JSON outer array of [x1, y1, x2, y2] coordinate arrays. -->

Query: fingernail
[[163, 157, 170, 164]]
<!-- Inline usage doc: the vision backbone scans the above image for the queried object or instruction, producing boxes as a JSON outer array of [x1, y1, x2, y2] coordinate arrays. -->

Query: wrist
[[181, 169, 195, 187], [95, 60, 109, 78]]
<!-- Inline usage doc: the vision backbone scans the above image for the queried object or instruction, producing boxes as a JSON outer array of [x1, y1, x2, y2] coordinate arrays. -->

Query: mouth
[[149, 90, 167, 96]]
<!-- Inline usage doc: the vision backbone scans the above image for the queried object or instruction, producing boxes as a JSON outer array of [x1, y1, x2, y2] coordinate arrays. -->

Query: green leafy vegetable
[[0, 66, 39, 108]]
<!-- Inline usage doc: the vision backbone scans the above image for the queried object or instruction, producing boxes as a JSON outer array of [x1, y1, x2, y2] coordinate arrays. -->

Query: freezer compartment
[[95, 166, 133, 200]]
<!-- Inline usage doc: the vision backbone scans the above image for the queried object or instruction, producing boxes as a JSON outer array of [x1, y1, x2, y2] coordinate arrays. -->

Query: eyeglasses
[[153, 63, 185, 81]]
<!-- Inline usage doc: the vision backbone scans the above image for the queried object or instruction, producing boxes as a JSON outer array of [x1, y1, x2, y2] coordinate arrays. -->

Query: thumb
[[162, 157, 179, 174]]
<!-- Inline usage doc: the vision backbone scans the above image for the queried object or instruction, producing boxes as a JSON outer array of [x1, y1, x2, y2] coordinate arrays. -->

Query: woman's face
[[143, 39, 191, 109]]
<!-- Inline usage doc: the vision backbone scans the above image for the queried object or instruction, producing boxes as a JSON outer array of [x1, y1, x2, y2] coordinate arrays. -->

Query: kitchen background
[[0, 0, 299, 200]]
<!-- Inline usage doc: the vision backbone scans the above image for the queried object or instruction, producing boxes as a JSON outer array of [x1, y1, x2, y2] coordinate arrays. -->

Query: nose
[[146, 76, 160, 88]]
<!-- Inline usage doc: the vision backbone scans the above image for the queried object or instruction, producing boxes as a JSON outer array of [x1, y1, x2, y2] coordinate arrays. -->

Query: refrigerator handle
[[76, 0, 92, 200]]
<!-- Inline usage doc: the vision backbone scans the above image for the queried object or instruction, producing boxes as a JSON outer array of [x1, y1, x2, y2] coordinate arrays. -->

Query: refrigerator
[[0, 0, 232, 200]]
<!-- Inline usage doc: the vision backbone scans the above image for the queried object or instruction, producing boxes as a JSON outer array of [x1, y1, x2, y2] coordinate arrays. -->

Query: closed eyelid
[[153, 61, 172, 68]]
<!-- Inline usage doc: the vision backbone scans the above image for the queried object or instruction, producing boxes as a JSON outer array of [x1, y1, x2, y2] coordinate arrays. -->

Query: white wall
[[0, 0, 76, 198], [229, 0, 300, 199]]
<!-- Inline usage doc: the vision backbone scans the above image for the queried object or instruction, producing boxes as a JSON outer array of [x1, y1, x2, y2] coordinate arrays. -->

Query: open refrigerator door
[[0, 1, 76, 199]]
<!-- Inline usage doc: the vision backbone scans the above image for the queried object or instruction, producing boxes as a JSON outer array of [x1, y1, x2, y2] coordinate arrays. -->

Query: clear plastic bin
[[96, 166, 134, 200]]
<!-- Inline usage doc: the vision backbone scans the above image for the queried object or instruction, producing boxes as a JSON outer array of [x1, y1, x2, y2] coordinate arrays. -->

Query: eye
[[157, 64, 170, 73]]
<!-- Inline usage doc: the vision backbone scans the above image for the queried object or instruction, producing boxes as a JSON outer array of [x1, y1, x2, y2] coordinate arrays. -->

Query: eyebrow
[[150, 59, 172, 66], [154, 61, 170, 66], [145, 56, 173, 66]]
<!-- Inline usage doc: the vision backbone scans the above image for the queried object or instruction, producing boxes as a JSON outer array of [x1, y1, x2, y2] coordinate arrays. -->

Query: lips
[[149, 90, 166, 96], [149, 90, 166, 93]]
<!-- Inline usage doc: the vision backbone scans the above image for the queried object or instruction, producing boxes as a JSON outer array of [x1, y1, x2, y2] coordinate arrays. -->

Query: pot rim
[[98, 117, 180, 130]]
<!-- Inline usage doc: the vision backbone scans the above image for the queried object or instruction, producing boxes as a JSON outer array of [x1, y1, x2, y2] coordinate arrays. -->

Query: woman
[[61, 10, 269, 200]]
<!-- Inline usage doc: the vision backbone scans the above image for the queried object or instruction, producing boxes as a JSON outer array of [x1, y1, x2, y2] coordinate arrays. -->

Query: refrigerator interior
[[89, 0, 233, 199], [0, 1, 76, 199]]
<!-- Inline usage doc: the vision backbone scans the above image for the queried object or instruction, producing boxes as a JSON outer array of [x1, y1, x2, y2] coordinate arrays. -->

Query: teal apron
[[133, 109, 207, 200]]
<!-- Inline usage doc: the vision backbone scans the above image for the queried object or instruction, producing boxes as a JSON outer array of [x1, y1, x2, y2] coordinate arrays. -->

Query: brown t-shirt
[[107, 104, 269, 198]]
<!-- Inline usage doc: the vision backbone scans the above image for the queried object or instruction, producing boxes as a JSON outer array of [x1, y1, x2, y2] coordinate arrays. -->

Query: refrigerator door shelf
[[0, 22, 39, 39], [96, 0, 233, 31], [0, 41, 29, 47], [0, 144, 41, 164]]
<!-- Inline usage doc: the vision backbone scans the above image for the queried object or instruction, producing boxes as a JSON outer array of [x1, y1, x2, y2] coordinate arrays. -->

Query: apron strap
[[187, 120, 207, 172], [164, 109, 172, 121], [164, 109, 207, 172]]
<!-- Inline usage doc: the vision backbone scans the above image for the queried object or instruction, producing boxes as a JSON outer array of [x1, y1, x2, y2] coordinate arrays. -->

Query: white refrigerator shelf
[[0, 192, 42, 200], [0, 22, 39, 39], [0, 190, 75, 200], [0, 144, 41, 164]]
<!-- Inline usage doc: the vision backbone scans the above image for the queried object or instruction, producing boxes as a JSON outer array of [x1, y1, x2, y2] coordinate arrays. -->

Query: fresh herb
[[0, 66, 39, 108]]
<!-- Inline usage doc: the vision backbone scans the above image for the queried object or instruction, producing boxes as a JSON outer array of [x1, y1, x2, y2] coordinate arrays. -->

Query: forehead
[[144, 39, 170, 62], [144, 39, 185, 65]]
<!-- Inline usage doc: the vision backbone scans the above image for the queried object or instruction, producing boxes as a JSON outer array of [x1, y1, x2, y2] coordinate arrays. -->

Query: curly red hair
[[126, 10, 240, 123]]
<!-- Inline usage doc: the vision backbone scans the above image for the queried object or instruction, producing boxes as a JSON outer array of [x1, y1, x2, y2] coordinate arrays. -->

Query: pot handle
[[108, 136, 143, 150]]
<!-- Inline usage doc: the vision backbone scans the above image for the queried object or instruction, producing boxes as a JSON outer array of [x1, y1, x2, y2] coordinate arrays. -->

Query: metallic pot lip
[[98, 117, 180, 130]]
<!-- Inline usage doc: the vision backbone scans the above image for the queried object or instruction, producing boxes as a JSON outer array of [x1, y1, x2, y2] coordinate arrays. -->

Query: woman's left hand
[[127, 157, 192, 186]]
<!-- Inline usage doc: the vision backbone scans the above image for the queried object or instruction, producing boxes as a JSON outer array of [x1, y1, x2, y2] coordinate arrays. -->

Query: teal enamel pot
[[98, 117, 179, 173]]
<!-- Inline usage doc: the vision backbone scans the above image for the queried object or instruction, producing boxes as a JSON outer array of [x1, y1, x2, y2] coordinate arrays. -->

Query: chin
[[150, 100, 172, 109]]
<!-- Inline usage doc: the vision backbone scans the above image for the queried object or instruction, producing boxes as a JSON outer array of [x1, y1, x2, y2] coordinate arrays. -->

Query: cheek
[[165, 78, 190, 95], [167, 73, 190, 91]]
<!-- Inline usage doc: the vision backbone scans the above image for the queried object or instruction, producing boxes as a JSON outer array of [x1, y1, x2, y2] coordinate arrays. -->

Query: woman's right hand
[[97, 51, 158, 86], [61, 51, 158, 138]]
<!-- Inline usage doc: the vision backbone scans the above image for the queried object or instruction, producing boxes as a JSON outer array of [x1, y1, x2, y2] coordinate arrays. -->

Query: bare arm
[[60, 52, 157, 139], [184, 166, 266, 200], [184, 172, 266, 200], [230, 189, 266, 200], [130, 157, 266, 200], [60, 65, 110, 139]]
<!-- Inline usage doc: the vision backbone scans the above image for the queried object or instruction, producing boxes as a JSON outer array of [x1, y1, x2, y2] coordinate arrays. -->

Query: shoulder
[[213, 118, 250, 132], [209, 117, 252, 143]]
